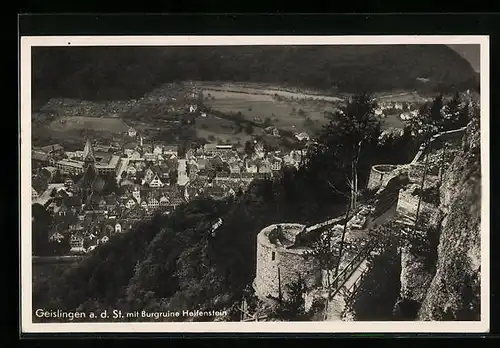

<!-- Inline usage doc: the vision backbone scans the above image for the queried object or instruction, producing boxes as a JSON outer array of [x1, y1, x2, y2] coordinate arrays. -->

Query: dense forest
[[31, 45, 478, 109], [32, 92, 476, 321]]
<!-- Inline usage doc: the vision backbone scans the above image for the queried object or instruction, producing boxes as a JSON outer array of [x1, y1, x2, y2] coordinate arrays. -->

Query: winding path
[[323, 200, 398, 321]]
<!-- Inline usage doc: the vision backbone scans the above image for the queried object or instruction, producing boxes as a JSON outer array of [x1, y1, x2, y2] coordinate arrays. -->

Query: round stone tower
[[367, 164, 399, 191], [253, 223, 321, 301]]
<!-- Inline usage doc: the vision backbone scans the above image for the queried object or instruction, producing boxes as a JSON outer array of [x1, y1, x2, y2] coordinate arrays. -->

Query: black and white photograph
[[20, 36, 489, 333]]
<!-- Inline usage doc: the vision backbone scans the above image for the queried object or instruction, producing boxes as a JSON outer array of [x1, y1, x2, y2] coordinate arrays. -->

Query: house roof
[[84, 194, 105, 211], [42, 166, 58, 175], [216, 171, 229, 178], [209, 156, 223, 166], [164, 145, 178, 152], [40, 144, 64, 153], [142, 145, 153, 152], [246, 159, 257, 167], [204, 144, 217, 151], [120, 178, 135, 187], [50, 232, 64, 240], [150, 164, 165, 175], [124, 142, 137, 150], [32, 151, 49, 162]]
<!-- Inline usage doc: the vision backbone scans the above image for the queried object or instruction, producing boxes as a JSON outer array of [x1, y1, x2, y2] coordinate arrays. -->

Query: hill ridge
[[32, 44, 478, 109]]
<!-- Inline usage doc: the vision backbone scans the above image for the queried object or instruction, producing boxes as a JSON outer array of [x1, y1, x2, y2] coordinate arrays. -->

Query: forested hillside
[[32, 45, 478, 109]]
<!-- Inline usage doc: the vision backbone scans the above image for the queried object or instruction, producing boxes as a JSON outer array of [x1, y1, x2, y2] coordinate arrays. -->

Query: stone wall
[[411, 127, 467, 164], [396, 185, 437, 226], [254, 224, 321, 301]]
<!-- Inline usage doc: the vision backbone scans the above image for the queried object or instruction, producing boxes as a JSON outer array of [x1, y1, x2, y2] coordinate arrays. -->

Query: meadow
[[195, 113, 262, 145], [202, 88, 336, 134], [32, 115, 130, 149], [49, 116, 130, 133]]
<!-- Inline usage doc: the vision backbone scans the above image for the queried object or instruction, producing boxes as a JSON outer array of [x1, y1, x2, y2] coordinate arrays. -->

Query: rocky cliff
[[396, 117, 481, 320]]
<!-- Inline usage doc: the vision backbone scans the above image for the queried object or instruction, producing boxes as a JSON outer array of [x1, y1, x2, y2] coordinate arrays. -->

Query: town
[[31, 128, 309, 256]]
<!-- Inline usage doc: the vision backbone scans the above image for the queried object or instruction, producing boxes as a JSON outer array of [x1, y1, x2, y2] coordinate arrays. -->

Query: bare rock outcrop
[[395, 118, 481, 321], [417, 118, 481, 320]]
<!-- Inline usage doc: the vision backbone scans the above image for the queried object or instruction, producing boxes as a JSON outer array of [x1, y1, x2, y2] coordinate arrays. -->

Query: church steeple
[[78, 139, 105, 202], [83, 138, 96, 166]]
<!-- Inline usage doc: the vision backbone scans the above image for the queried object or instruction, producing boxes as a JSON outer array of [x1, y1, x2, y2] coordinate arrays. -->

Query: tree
[[318, 93, 381, 210], [456, 101, 471, 128], [83, 239, 92, 250], [263, 117, 272, 127], [443, 92, 461, 130], [244, 140, 254, 156], [272, 276, 309, 321], [51, 236, 71, 255], [102, 175, 119, 195], [53, 169, 63, 183], [430, 94, 444, 130], [408, 100, 439, 141], [303, 227, 339, 289], [244, 124, 254, 135], [32, 203, 53, 256]]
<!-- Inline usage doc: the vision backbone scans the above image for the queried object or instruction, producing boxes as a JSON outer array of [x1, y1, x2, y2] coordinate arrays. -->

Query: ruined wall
[[411, 127, 467, 164], [396, 185, 437, 225], [254, 224, 321, 301], [396, 188, 419, 218]]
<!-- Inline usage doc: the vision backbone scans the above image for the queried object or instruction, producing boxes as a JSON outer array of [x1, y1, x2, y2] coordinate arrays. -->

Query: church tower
[[78, 137, 105, 203], [83, 138, 96, 168]]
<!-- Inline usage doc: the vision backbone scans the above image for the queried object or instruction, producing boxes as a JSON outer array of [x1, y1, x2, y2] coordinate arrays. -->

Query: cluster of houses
[[372, 100, 422, 121], [32, 127, 309, 256]]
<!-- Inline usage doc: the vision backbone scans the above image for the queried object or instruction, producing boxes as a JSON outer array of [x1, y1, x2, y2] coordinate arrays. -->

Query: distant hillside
[[447, 44, 480, 72], [32, 45, 478, 109]]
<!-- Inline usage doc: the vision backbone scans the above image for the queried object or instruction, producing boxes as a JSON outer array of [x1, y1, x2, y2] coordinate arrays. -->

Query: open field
[[196, 128, 256, 145], [195, 82, 344, 102], [195, 114, 264, 144], [382, 113, 407, 129], [202, 89, 333, 134], [49, 116, 130, 133], [32, 116, 130, 149]]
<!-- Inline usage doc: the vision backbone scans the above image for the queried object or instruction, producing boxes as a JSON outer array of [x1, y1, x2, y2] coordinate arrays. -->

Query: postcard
[[20, 35, 489, 334]]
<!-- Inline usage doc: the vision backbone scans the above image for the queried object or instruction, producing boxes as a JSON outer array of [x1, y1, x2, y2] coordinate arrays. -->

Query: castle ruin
[[253, 223, 322, 301], [252, 126, 467, 307]]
